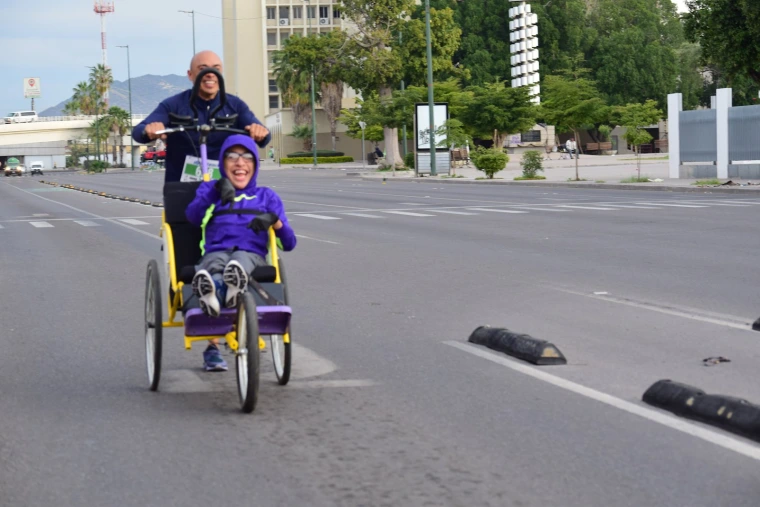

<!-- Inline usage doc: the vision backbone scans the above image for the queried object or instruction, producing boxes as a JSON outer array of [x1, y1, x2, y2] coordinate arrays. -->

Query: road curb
[[358, 176, 760, 194], [467, 325, 567, 365], [642, 379, 760, 443]]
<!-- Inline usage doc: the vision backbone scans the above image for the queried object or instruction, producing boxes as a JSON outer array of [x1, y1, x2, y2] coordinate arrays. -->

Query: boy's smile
[[224, 146, 255, 189]]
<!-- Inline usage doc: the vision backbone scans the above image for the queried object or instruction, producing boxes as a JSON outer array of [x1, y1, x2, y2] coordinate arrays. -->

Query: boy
[[185, 134, 296, 371]]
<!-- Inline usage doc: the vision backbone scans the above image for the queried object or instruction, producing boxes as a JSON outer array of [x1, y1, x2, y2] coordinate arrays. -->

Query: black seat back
[[164, 182, 203, 282]]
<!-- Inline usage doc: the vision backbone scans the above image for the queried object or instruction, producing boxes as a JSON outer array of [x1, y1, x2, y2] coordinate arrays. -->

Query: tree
[[291, 124, 313, 151], [272, 45, 313, 128], [339, 0, 461, 168], [103, 106, 131, 166], [676, 43, 707, 110], [470, 146, 508, 179], [459, 82, 537, 149], [71, 82, 98, 115], [614, 100, 663, 177], [541, 74, 606, 180], [89, 64, 113, 107], [62, 100, 80, 116], [684, 0, 760, 85]]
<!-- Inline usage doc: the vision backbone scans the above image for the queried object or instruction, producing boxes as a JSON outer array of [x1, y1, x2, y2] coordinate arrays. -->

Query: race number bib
[[180, 155, 222, 182]]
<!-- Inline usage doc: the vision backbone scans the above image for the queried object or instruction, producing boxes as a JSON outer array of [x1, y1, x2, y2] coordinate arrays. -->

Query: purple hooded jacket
[[185, 135, 296, 257]]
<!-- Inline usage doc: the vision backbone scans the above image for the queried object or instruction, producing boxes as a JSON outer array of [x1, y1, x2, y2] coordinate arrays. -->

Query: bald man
[[132, 51, 271, 182]]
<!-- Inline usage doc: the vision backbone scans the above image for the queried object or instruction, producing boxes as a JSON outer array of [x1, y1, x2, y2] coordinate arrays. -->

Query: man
[[132, 50, 271, 182]]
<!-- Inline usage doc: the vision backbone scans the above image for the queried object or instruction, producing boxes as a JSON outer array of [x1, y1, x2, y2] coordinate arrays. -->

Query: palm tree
[[72, 82, 97, 115], [104, 106, 131, 165], [89, 64, 113, 107], [62, 100, 80, 116], [272, 49, 313, 128]]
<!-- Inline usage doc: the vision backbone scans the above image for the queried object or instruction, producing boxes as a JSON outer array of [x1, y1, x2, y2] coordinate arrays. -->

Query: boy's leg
[[222, 250, 267, 308], [193, 251, 233, 371]]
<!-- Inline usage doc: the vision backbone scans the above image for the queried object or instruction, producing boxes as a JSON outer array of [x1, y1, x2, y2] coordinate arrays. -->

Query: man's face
[[188, 52, 223, 99], [223, 146, 256, 190]]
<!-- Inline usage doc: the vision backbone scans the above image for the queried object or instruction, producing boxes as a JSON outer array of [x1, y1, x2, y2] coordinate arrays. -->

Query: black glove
[[215, 178, 236, 206], [247, 213, 279, 232]]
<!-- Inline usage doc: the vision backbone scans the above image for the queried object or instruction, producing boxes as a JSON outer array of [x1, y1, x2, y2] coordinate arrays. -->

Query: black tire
[[145, 259, 163, 391], [271, 259, 292, 385], [236, 292, 260, 413]]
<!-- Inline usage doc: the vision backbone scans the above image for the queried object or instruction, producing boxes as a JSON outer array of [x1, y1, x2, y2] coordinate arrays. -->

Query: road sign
[[24, 77, 41, 99]]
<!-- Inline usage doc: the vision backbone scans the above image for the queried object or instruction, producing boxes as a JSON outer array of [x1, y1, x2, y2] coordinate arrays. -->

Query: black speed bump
[[643, 379, 760, 443], [752, 317, 760, 332], [467, 326, 567, 365]]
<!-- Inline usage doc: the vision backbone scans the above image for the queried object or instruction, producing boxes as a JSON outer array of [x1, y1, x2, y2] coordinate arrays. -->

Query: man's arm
[[132, 100, 172, 144], [233, 97, 272, 147]]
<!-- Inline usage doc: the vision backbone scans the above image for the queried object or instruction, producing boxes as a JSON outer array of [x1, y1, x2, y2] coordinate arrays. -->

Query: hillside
[[40, 74, 189, 116]]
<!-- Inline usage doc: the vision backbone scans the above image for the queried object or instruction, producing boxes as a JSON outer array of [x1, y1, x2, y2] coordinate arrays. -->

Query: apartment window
[[267, 32, 277, 46], [279, 6, 289, 19], [293, 6, 303, 19], [307, 6, 316, 18], [319, 6, 329, 18], [281, 32, 290, 44], [333, 8, 341, 18], [266, 7, 275, 20], [269, 79, 278, 93], [269, 95, 280, 109], [520, 130, 541, 143]]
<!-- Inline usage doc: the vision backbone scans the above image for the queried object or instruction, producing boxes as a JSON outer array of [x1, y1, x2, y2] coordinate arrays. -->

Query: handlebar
[[154, 125, 249, 136]]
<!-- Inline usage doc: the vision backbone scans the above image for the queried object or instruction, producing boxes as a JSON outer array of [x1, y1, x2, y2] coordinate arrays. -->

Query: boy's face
[[223, 145, 256, 190]]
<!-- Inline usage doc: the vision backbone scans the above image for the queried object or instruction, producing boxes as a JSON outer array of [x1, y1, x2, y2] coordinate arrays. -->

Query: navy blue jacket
[[132, 90, 271, 182]]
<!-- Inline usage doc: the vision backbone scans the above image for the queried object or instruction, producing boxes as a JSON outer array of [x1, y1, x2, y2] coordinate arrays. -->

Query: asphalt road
[[1, 169, 759, 507]]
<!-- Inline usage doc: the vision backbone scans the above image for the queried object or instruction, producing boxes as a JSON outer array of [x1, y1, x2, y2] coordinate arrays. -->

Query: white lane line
[[383, 211, 435, 217], [341, 212, 385, 218], [445, 341, 760, 462], [295, 213, 341, 220], [398, 202, 426, 205], [603, 204, 663, 209], [287, 379, 378, 389], [296, 234, 340, 245], [32, 213, 49, 217], [119, 218, 150, 225], [512, 207, 570, 212], [678, 201, 752, 207], [426, 209, 479, 215], [30, 221, 54, 228], [466, 208, 528, 214], [635, 203, 708, 208], [74, 220, 100, 227], [557, 205, 616, 211]]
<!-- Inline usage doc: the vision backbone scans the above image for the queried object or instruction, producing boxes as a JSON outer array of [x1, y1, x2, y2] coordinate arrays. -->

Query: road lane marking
[[119, 219, 150, 225], [74, 220, 100, 227], [425, 209, 479, 215], [466, 208, 528, 214], [635, 203, 708, 208], [30, 221, 53, 228], [383, 211, 435, 217], [513, 207, 569, 212], [296, 234, 340, 245], [445, 341, 760, 462], [557, 205, 616, 211], [341, 212, 385, 218], [295, 214, 341, 220]]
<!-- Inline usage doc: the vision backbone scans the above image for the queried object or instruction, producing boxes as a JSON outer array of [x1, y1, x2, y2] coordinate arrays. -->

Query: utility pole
[[399, 30, 407, 159], [424, 0, 436, 175], [179, 10, 196, 55], [305, 0, 318, 168], [359, 121, 366, 169], [117, 45, 134, 170]]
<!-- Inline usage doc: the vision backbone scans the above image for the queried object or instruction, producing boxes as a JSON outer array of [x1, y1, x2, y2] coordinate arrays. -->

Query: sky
[[0, 0, 226, 116], [0, 0, 690, 117]]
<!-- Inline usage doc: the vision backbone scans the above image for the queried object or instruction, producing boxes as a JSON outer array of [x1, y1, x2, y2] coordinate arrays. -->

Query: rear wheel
[[145, 259, 163, 391], [236, 292, 260, 413], [271, 259, 292, 385]]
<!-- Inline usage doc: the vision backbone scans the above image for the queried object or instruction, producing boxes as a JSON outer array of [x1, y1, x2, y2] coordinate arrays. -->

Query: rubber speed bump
[[643, 379, 760, 443], [467, 326, 567, 365], [152, 202, 163, 207], [752, 317, 760, 332]]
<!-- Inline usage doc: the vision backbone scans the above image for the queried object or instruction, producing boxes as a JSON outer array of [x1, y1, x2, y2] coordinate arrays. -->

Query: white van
[[4, 111, 38, 124]]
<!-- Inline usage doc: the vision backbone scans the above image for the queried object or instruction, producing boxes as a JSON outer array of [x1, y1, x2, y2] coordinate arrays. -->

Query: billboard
[[24, 77, 41, 99], [415, 103, 449, 150]]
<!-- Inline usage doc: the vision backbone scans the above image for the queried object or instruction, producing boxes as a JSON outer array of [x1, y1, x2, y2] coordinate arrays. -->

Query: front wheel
[[236, 292, 260, 413], [145, 259, 163, 391], [271, 259, 292, 385]]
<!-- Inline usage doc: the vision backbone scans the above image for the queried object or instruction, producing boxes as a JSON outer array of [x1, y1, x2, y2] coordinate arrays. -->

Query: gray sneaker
[[192, 269, 220, 317], [222, 260, 248, 308]]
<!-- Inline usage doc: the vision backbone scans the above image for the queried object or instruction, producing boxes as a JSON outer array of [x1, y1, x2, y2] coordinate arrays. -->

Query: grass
[[595, 180, 606, 183], [567, 178, 589, 182], [620, 176, 652, 183], [514, 175, 547, 180], [377, 167, 411, 172], [620, 155, 670, 161], [693, 178, 722, 186], [475, 177, 504, 180], [440, 174, 465, 178]]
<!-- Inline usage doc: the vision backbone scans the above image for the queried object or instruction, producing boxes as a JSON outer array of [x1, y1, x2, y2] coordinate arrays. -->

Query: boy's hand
[[215, 178, 236, 206], [247, 213, 280, 232]]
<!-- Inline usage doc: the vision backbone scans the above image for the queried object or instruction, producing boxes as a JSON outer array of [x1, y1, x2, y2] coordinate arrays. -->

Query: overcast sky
[[0, 0, 225, 116], [0, 0, 690, 117]]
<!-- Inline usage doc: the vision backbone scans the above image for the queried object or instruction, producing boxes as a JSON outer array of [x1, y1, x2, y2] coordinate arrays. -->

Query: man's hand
[[215, 178, 237, 206], [246, 123, 270, 142], [247, 213, 282, 232], [144, 122, 167, 140]]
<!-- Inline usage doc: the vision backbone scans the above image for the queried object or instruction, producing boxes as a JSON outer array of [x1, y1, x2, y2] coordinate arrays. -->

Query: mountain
[[40, 74, 190, 116]]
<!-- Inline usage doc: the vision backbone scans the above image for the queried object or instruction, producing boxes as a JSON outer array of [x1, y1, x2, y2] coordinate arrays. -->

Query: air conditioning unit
[[279, 18, 289, 25], [319, 17, 329, 25]]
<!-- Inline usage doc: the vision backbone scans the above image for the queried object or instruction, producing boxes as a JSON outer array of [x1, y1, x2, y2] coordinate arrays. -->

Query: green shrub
[[404, 152, 415, 169], [286, 150, 345, 158], [470, 147, 508, 179], [280, 156, 354, 164], [520, 150, 544, 178]]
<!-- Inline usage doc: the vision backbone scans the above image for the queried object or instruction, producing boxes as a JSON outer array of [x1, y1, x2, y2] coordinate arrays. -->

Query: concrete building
[[221, 0, 365, 161]]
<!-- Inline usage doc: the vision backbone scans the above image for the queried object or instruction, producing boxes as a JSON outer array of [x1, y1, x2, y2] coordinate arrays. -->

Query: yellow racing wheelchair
[[143, 69, 292, 413]]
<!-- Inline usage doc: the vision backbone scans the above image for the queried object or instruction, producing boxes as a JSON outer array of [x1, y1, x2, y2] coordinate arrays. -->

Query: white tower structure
[[93, 1, 114, 103], [509, 0, 540, 104]]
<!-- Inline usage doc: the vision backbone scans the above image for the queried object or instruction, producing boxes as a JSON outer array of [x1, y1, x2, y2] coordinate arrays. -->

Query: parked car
[[4, 111, 38, 124], [141, 146, 166, 163], [4, 165, 24, 176], [29, 161, 44, 175]]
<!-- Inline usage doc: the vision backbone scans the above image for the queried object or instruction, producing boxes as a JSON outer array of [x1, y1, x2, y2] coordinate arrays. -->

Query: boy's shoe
[[192, 269, 220, 317], [203, 344, 228, 372], [222, 260, 248, 308]]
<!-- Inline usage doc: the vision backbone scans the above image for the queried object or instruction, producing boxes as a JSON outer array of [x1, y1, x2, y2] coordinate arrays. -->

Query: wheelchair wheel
[[271, 259, 292, 385], [236, 292, 260, 413], [145, 259, 163, 391]]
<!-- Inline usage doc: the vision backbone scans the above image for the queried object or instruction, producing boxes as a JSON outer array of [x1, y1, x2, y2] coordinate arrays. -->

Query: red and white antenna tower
[[93, 1, 115, 102]]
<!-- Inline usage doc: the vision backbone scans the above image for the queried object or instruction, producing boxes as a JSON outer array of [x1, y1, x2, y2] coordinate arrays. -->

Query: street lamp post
[[179, 10, 196, 55], [305, 0, 318, 168], [359, 121, 366, 169], [399, 31, 407, 159], [424, 0, 436, 175], [116, 45, 134, 170]]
